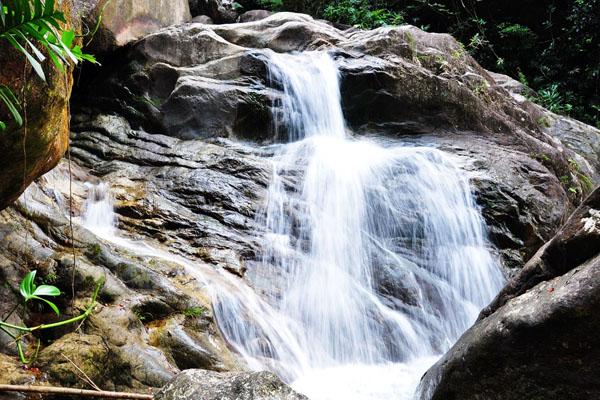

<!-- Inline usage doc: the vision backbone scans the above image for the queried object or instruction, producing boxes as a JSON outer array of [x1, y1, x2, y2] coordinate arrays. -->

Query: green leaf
[[32, 284, 60, 297], [0, 120, 6, 130], [60, 29, 74, 48], [19, 270, 37, 300], [4, 33, 46, 81], [31, 296, 60, 316], [0, 85, 23, 126], [0, 2, 6, 26], [14, 29, 45, 61]]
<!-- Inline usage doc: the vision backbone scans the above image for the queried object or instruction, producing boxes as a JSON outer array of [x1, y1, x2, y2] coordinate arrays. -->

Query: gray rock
[[239, 10, 273, 23], [155, 369, 307, 400], [192, 15, 214, 24], [69, 10, 597, 278]]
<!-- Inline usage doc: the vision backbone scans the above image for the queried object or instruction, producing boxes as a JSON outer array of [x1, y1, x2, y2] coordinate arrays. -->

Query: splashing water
[[80, 51, 505, 400]]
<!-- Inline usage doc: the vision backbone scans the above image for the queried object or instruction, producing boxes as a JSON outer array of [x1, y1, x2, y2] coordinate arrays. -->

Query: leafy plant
[[183, 306, 205, 318], [536, 84, 573, 115], [0, 84, 21, 130], [0, 0, 97, 130], [19, 270, 61, 315], [0, 271, 103, 364], [258, 0, 283, 11], [322, 0, 403, 29]]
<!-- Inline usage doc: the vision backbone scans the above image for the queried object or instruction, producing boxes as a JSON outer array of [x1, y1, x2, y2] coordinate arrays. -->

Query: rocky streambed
[[0, 6, 599, 400]]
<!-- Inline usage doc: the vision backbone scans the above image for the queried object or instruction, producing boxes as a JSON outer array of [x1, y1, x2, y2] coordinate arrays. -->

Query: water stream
[[81, 51, 504, 400]]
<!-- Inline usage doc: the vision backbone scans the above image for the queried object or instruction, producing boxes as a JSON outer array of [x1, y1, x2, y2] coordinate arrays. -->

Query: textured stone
[[155, 369, 307, 400]]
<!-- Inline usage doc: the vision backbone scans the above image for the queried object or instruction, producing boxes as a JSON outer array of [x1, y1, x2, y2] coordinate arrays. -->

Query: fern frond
[[0, 0, 86, 82]]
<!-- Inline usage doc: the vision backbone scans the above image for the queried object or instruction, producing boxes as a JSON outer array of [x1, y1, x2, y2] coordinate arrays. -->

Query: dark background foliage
[[248, 0, 599, 128]]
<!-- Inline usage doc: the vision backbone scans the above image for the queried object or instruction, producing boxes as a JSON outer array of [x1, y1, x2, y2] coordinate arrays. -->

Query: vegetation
[[0, 270, 102, 364], [183, 306, 205, 318], [0, 0, 96, 130], [322, 0, 403, 28], [255, 0, 599, 128]]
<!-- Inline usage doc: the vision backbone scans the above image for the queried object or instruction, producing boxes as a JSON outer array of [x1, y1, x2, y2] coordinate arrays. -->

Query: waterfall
[[80, 50, 504, 400], [231, 50, 505, 399]]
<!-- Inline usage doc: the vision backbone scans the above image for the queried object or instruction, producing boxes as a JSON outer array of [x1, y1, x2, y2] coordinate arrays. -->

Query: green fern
[[0, 0, 96, 130]]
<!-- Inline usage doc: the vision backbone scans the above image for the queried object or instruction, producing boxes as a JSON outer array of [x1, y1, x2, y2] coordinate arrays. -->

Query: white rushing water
[[81, 51, 504, 400]]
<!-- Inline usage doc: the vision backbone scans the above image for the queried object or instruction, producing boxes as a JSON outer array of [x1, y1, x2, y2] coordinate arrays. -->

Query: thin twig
[[65, 71, 77, 311], [0, 384, 153, 399], [61, 353, 102, 392]]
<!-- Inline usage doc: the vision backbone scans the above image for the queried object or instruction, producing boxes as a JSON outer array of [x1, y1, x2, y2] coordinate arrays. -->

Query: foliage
[[256, 0, 599, 128], [322, 0, 403, 29], [0, 0, 97, 130], [258, 0, 283, 11], [183, 306, 205, 318], [536, 84, 572, 116], [0, 271, 103, 364]]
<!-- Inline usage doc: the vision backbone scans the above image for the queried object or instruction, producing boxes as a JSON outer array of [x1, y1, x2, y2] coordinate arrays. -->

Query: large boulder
[[155, 369, 307, 400], [84, 0, 191, 52], [419, 187, 600, 400], [0, 0, 193, 212], [0, 0, 84, 212], [489, 71, 600, 180]]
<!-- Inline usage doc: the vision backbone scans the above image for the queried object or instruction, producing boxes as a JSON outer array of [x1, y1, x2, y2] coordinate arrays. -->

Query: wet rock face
[[419, 187, 600, 400], [155, 369, 308, 400], [70, 114, 270, 263], [0, 140, 254, 389]]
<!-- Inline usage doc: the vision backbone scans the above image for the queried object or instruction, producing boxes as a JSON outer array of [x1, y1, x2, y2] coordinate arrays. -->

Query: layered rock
[[419, 187, 600, 400]]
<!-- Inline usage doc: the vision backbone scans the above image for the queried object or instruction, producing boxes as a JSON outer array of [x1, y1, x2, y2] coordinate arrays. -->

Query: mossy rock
[[36, 332, 132, 388]]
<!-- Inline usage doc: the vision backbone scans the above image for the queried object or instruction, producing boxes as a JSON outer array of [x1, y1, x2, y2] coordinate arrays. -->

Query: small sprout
[[19, 270, 61, 315]]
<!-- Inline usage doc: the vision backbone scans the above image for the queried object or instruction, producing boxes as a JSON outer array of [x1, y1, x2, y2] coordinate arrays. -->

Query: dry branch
[[0, 384, 153, 399]]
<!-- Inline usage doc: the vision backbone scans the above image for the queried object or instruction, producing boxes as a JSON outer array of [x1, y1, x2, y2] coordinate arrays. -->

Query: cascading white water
[[221, 50, 505, 399], [79, 50, 505, 400]]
